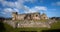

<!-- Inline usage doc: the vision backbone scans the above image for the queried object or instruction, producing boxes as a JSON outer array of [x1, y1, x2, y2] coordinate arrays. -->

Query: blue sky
[[0, 0, 60, 18]]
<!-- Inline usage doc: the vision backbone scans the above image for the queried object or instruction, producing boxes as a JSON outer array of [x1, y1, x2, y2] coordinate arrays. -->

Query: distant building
[[12, 12, 48, 20]]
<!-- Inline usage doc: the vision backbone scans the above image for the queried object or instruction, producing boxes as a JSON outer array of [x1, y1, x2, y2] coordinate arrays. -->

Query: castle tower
[[32, 12, 41, 20], [41, 13, 48, 20], [12, 12, 18, 20]]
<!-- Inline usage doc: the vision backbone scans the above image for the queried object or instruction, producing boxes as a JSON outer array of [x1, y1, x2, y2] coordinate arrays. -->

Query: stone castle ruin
[[12, 12, 48, 20], [4, 12, 56, 28]]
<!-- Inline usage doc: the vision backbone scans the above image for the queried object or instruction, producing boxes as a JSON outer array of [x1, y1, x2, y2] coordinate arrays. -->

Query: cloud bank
[[52, 2, 60, 6], [24, 6, 47, 13], [0, 0, 47, 14]]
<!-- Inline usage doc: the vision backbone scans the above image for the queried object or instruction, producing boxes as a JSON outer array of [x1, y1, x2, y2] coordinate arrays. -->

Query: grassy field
[[0, 20, 60, 32], [51, 20, 60, 29]]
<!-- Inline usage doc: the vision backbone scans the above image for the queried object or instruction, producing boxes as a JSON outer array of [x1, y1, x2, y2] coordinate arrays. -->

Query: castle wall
[[23, 13, 41, 20], [17, 14, 26, 20], [12, 12, 48, 20]]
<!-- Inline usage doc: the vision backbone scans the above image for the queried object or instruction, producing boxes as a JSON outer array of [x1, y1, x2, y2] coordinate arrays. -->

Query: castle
[[12, 12, 48, 20]]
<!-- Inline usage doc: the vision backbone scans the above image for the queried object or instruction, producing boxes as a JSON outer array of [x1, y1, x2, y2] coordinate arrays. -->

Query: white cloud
[[56, 2, 60, 6], [0, 0, 36, 9], [2, 8, 20, 15], [40, 0, 43, 3], [24, 6, 47, 13], [34, 6, 47, 11], [0, 0, 4, 2], [4, 8, 19, 13], [3, 1, 15, 7], [13, 8, 19, 12], [52, 2, 60, 6], [25, 0, 36, 3], [0, 0, 36, 14], [4, 8, 13, 12], [0, 12, 6, 14], [2, 1, 24, 9], [0, 0, 47, 14]]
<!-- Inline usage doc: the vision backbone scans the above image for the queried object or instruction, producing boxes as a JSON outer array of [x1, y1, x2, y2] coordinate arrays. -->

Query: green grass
[[3, 23, 14, 32], [1, 20, 60, 32], [16, 20, 48, 22], [3, 23, 49, 32], [51, 20, 60, 29]]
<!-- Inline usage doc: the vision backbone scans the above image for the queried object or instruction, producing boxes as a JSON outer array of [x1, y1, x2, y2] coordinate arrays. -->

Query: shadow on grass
[[0, 18, 5, 32], [41, 29, 60, 32]]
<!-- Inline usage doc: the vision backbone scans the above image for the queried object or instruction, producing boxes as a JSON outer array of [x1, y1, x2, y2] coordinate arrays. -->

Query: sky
[[0, 0, 60, 18]]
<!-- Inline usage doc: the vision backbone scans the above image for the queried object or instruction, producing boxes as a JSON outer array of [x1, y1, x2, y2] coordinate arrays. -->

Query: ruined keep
[[12, 12, 48, 20]]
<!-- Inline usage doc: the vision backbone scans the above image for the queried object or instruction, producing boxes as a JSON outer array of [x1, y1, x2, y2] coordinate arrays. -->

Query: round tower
[[41, 13, 48, 20], [12, 12, 18, 20]]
